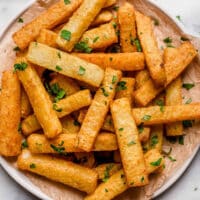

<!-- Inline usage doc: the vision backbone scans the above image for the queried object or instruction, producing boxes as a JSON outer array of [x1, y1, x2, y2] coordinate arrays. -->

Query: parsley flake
[[13, 46, 20, 51], [57, 52, 61, 59], [150, 135, 158, 147], [78, 66, 86, 76], [176, 15, 182, 22], [112, 5, 119, 11], [127, 141, 136, 146], [155, 99, 164, 112], [21, 140, 28, 149], [185, 98, 192, 104], [18, 17, 24, 23], [182, 83, 195, 90], [30, 163, 36, 169], [141, 176, 145, 182], [101, 87, 109, 97], [142, 115, 151, 121], [74, 41, 92, 53], [131, 38, 142, 52], [93, 36, 99, 43], [73, 120, 80, 126], [138, 123, 144, 134], [64, 0, 71, 4], [60, 30, 71, 41], [119, 128, 124, 131], [53, 104, 62, 112], [102, 164, 114, 182], [150, 158, 162, 166], [14, 62, 28, 72], [112, 75, 117, 84], [178, 136, 184, 145], [56, 65, 62, 71], [105, 188, 109, 192], [116, 81, 127, 91], [50, 144, 66, 154]]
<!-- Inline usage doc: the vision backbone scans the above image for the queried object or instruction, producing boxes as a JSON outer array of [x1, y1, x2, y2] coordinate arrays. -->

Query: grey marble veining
[[0, 0, 199, 200]]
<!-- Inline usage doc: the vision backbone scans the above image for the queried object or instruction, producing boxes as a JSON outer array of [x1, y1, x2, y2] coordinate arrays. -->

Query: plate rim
[[0, 0, 199, 199]]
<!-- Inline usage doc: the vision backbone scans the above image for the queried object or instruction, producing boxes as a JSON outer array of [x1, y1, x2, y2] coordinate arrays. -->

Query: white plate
[[0, 0, 199, 199]]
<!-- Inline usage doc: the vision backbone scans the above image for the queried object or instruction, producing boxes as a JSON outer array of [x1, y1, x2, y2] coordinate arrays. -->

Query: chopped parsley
[[93, 36, 99, 43], [56, 65, 62, 71], [185, 98, 192, 104], [162, 147, 176, 162], [64, 0, 71, 4], [30, 163, 36, 169], [105, 188, 109, 192], [18, 123, 22, 132], [57, 52, 61, 59], [18, 17, 24, 23], [127, 141, 136, 146], [50, 144, 65, 154], [131, 38, 142, 52], [155, 99, 164, 112], [176, 15, 182, 22], [163, 37, 174, 47], [141, 176, 145, 182], [112, 76, 117, 84], [142, 115, 151, 121], [78, 66, 86, 76], [21, 140, 28, 149], [152, 17, 159, 26], [101, 87, 109, 97], [168, 156, 176, 162], [47, 83, 66, 102], [150, 135, 158, 147], [150, 158, 162, 166], [119, 128, 124, 131], [14, 62, 28, 72], [178, 136, 184, 145], [74, 41, 92, 53], [53, 104, 62, 112], [116, 81, 127, 91], [183, 120, 193, 128], [112, 22, 117, 29], [102, 164, 114, 182], [130, 182, 134, 186], [138, 123, 144, 134], [60, 30, 71, 41], [182, 83, 195, 90], [109, 57, 113, 62], [13, 46, 20, 51]]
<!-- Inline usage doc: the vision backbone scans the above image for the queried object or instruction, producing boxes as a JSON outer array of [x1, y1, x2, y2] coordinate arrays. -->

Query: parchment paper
[[0, 0, 200, 199]]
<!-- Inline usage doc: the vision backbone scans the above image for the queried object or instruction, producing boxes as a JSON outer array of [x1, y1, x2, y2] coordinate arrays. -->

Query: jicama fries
[[111, 98, 148, 186], [16, 57, 62, 139], [164, 42, 197, 86], [21, 87, 32, 118], [56, 0, 107, 51], [0, 71, 22, 156], [165, 78, 183, 136], [91, 10, 113, 27], [74, 52, 145, 71], [118, 2, 137, 52], [85, 149, 164, 200], [27, 42, 104, 87], [77, 68, 122, 152], [13, 0, 82, 50], [103, 0, 117, 8], [27, 133, 118, 153], [133, 104, 200, 125], [135, 11, 166, 86], [18, 149, 98, 194], [80, 23, 118, 49], [135, 69, 150, 89]]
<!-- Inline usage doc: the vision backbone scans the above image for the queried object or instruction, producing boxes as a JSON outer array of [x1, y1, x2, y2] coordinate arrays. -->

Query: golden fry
[[132, 104, 200, 125], [134, 79, 163, 106], [36, 29, 58, 48], [21, 87, 32, 118], [61, 115, 80, 134], [118, 2, 137, 52], [0, 71, 22, 156], [16, 57, 62, 139], [111, 98, 148, 186], [104, 0, 117, 8], [27, 133, 118, 153], [139, 127, 151, 143], [165, 78, 183, 136], [80, 23, 118, 49], [95, 163, 122, 181], [27, 42, 104, 87], [164, 42, 197, 86], [91, 10, 113, 27], [135, 69, 150, 89], [56, 0, 107, 51], [77, 68, 122, 152], [74, 52, 145, 71], [55, 89, 92, 118], [13, 0, 82, 50], [22, 114, 41, 136], [101, 115, 115, 132], [18, 149, 98, 194], [85, 149, 164, 200], [115, 77, 135, 105], [135, 11, 166, 86]]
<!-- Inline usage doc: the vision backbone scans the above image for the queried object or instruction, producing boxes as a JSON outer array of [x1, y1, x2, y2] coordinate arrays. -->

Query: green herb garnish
[[78, 66, 86, 76], [127, 141, 136, 146], [102, 164, 114, 182], [21, 140, 28, 149], [48, 83, 66, 102], [155, 99, 164, 112], [150, 135, 158, 147], [182, 83, 195, 90], [30, 163, 36, 169], [73, 120, 80, 126], [50, 144, 65, 154], [101, 87, 109, 97], [18, 17, 24, 23], [64, 0, 71, 4], [53, 104, 62, 112], [112, 5, 119, 11], [56, 65, 62, 71], [142, 115, 151, 121], [13, 46, 20, 51], [93, 36, 99, 43], [119, 128, 124, 131], [57, 52, 61, 59], [74, 41, 92, 53], [60, 30, 71, 41], [116, 81, 127, 91], [112, 75, 117, 84], [138, 123, 144, 134], [150, 158, 162, 166], [14, 62, 28, 72], [178, 136, 184, 145], [185, 98, 192, 104], [131, 38, 142, 52]]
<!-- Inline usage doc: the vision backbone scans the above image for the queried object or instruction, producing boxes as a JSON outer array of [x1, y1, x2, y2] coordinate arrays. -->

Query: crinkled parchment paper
[[0, 0, 200, 199]]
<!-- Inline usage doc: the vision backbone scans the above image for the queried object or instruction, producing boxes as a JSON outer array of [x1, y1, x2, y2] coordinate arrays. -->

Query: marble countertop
[[0, 0, 199, 199]]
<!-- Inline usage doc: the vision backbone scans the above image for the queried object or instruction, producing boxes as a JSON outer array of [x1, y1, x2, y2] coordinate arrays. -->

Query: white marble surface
[[0, 0, 199, 199]]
